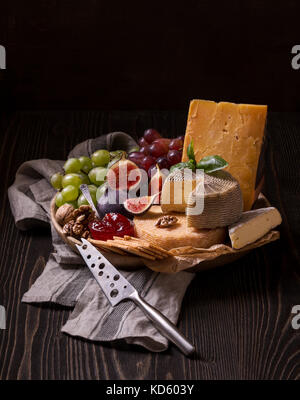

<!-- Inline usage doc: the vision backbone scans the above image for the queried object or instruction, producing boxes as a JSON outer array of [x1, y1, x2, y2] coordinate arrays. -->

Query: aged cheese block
[[134, 206, 226, 250], [186, 170, 243, 229], [161, 169, 197, 213], [182, 100, 267, 210], [228, 207, 282, 249]]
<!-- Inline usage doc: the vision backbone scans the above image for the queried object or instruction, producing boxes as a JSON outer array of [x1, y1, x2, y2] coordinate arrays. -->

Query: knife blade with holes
[[76, 238, 195, 357]]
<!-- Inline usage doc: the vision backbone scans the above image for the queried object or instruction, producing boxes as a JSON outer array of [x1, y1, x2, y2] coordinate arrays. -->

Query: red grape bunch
[[128, 129, 184, 174]]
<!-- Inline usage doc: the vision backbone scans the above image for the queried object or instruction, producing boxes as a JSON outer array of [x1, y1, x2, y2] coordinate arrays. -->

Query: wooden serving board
[[50, 191, 278, 273]]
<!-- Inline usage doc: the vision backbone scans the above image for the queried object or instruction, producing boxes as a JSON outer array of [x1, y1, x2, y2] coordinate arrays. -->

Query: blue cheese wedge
[[228, 207, 282, 249]]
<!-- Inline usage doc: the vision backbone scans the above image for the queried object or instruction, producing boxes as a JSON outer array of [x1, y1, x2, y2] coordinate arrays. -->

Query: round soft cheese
[[134, 206, 226, 250], [186, 170, 243, 229]]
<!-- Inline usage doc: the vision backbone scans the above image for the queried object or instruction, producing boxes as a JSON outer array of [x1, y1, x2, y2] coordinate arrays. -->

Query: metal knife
[[76, 238, 195, 357]]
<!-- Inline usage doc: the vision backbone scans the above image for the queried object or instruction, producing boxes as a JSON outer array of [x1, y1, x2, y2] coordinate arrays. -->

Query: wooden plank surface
[[0, 110, 299, 380]]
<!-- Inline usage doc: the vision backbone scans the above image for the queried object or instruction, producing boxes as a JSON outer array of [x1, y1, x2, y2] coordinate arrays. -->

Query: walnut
[[61, 205, 95, 239], [56, 204, 75, 226], [76, 214, 86, 223], [82, 230, 90, 239], [63, 220, 75, 235], [72, 223, 84, 236], [155, 215, 178, 228]]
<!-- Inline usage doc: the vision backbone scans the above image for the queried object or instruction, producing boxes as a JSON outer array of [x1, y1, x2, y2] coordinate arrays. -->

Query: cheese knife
[[76, 238, 195, 357]]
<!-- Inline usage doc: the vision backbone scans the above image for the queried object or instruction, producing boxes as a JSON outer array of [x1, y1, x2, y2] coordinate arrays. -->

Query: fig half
[[97, 188, 134, 220], [123, 193, 159, 215], [106, 154, 142, 191]]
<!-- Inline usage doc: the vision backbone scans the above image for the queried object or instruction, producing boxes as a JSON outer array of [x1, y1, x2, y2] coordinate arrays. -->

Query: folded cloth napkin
[[8, 132, 195, 352]]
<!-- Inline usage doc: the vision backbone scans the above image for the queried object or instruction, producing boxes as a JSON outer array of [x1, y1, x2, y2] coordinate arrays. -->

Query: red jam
[[89, 213, 135, 241]]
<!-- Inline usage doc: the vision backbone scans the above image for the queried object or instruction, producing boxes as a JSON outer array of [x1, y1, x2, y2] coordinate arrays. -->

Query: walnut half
[[56, 204, 75, 226], [60, 205, 95, 239], [155, 215, 178, 228]]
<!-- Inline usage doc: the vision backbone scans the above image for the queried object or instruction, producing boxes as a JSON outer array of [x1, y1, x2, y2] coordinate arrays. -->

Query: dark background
[[0, 0, 300, 111]]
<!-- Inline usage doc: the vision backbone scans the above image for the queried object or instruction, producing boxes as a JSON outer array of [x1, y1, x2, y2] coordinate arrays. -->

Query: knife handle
[[129, 291, 195, 357]]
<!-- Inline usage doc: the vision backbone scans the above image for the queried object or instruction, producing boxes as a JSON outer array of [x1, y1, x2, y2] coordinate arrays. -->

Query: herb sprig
[[170, 140, 228, 174]]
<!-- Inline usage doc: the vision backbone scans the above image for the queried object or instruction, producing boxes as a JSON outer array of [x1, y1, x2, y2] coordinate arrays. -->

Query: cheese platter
[[50, 99, 282, 273]]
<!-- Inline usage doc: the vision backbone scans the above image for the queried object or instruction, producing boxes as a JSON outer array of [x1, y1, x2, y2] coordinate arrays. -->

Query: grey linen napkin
[[8, 132, 194, 352]]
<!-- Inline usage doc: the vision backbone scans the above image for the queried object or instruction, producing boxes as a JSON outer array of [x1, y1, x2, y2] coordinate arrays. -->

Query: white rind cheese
[[228, 207, 282, 249]]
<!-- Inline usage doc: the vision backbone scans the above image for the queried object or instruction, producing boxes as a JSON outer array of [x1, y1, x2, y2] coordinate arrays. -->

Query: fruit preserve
[[89, 213, 135, 241]]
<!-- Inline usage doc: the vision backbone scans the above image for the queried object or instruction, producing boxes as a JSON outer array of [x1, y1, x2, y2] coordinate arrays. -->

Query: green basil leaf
[[196, 155, 228, 173], [187, 140, 196, 163], [187, 159, 196, 171], [170, 162, 190, 173]]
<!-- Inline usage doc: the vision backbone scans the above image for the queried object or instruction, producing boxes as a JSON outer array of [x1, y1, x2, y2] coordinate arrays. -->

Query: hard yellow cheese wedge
[[182, 100, 267, 210]]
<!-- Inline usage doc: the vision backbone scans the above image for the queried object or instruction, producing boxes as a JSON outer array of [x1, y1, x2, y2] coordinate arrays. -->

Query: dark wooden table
[[0, 110, 299, 380]]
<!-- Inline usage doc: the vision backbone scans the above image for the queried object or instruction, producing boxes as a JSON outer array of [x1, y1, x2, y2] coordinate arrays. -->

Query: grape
[[138, 137, 149, 147], [77, 193, 89, 207], [66, 201, 78, 209], [148, 142, 167, 158], [177, 135, 185, 142], [88, 184, 98, 195], [55, 192, 64, 207], [61, 185, 79, 202], [143, 129, 161, 143], [88, 167, 107, 186], [167, 150, 182, 165], [79, 156, 93, 174], [149, 138, 170, 157], [75, 171, 90, 185], [141, 156, 156, 172], [139, 146, 149, 155], [153, 138, 171, 149], [87, 185, 98, 204], [169, 138, 183, 151], [147, 164, 157, 179], [50, 172, 63, 190], [62, 173, 82, 188], [96, 183, 107, 201], [156, 156, 169, 170], [77, 185, 98, 206], [91, 193, 97, 205], [63, 158, 81, 174], [128, 152, 144, 167], [128, 146, 140, 153], [91, 149, 110, 167]]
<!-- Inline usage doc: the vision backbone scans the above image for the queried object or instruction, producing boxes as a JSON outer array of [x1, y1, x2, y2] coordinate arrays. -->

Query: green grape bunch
[[51, 149, 118, 209]]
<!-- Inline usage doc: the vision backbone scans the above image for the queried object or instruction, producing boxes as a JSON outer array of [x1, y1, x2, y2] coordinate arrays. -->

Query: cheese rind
[[182, 100, 267, 210], [186, 170, 243, 228], [228, 207, 282, 249]]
